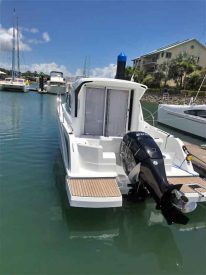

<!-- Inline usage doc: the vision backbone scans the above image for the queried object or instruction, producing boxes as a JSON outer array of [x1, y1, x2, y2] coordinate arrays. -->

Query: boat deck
[[184, 142, 206, 177], [66, 177, 122, 208], [168, 176, 206, 194], [67, 176, 206, 207], [69, 178, 121, 197]]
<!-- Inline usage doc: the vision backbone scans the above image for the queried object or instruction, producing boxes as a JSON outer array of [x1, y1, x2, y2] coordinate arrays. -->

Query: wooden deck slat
[[69, 178, 121, 197], [168, 177, 206, 194]]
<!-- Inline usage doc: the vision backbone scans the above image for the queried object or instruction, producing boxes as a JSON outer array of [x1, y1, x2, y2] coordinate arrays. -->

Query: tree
[[124, 66, 134, 80], [167, 53, 200, 88], [185, 70, 203, 90], [157, 61, 170, 86], [143, 74, 156, 87]]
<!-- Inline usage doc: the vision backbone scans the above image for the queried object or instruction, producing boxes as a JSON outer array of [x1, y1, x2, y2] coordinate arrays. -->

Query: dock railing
[[142, 107, 155, 126]]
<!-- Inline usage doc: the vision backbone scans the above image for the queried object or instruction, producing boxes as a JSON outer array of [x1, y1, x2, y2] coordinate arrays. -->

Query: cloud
[[0, 25, 50, 48], [0, 26, 31, 52], [0, 61, 117, 79], [89, 64, 117, 78], [21, 62, 71, 76], [27, 31, 51, 44], [21, 27, 39, 33], [74, 64, 116, 78], [42, 32, 50, 42]]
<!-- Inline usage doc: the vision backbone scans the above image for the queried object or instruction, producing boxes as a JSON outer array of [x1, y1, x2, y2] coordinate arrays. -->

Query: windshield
[[50, 71, 63, 78]]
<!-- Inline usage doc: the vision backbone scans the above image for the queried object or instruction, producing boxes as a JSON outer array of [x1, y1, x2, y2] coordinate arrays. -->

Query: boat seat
[[99, 137, 122, 153], [153, 137, 163, 148], [77, 143, 116, 169]]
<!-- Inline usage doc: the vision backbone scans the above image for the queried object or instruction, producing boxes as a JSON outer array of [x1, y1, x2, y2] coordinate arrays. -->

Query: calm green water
[[0, 91, 206, 275]]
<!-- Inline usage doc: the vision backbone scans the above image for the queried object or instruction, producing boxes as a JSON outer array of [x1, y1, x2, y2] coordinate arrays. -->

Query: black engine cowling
[[120, 131, 188, 225]]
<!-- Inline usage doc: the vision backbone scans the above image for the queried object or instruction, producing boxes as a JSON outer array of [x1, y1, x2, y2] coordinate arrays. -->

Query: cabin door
[[84, 87, 106, 135], [105, 89, 129, 136]]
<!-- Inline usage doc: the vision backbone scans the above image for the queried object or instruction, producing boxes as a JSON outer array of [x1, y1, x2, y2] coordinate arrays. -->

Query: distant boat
[[0, 10, 28, 92], [0, 77, 28, 92], [46, 71, 66, 94], [157, 104, 206, 138], [157, 75, 206, 139]]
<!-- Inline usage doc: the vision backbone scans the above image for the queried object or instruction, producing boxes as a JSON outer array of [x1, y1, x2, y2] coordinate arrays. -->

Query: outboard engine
[[120, 132, 189, 225]]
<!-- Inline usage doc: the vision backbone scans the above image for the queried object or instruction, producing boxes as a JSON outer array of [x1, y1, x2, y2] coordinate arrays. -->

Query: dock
[[185, 142, 206, 177]]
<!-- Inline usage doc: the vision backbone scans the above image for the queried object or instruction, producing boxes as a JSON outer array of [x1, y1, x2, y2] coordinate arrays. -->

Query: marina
[[0, 88, 206, 274], [0, 1, 206, 274]]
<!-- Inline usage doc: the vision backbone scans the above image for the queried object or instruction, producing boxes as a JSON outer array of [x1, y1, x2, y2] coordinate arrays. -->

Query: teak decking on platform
[[184, 142, 206, 177], [168, 176, 206, 194], [69, 176, 206, 198], [69, 178, 121, 197]]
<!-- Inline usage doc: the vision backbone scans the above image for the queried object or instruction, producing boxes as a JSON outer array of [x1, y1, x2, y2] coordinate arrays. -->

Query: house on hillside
[[132, 39, 206, 72]]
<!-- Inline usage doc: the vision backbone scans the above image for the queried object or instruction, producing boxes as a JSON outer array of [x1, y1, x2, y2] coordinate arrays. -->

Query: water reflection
[[0, 91, 23, 135], [53, 150, 183, 273], [175, 203, 206, 232]]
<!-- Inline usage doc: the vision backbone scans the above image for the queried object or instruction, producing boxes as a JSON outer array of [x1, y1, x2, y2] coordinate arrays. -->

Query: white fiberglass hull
[[57, 108, 122, 208], [47, 85, 66, 95], [56, 78, 206, 216], [0, 82, 26, 92], [158, 104, 206, 139]]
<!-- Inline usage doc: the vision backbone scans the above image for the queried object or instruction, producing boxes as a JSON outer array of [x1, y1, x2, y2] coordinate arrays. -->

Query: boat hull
[[46, 85, 66, 95], [57, 105, 122, 208], [158, 105, 206, 139], [0, 83, 26, 92]]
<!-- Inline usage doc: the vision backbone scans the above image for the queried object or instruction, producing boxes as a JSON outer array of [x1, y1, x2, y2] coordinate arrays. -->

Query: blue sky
[[0, 0, 205, 76]]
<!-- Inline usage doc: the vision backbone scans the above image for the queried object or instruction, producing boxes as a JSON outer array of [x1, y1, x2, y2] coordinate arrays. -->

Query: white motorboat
[[157, 104, 206, 139], [46, 71, 66, 94], [57, 77, 206, 224], [0, 77, 28, 92]]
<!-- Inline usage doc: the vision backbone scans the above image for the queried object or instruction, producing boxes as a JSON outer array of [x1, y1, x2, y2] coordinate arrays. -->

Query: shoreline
[[141, 93, 206, 105]]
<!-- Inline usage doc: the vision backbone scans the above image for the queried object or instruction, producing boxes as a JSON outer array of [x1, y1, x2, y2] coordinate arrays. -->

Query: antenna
[[87, 56, 90, 77], [11, 8, 16, 81], [193, 73, 206, 103], [16, 16, 20, 76]]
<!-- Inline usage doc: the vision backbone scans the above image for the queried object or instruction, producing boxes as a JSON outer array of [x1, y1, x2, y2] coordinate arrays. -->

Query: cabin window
[[161, 52, 164, 58], [196, 110, 206, 118], [84, 87, 129, 136], [84, 87, 106, 135], [64, 133, 70, 168], [105, 89, 129, 136], [184, 109, 206, 118], [184, 110, 196, 116]]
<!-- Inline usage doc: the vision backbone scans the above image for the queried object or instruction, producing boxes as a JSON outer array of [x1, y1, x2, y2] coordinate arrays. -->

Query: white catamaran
[[57, 77, 206, 224], [0, 11, 28, 92]]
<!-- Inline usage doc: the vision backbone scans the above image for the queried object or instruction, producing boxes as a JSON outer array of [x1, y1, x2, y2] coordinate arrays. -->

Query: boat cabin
[[65, 78, 147, 137], [50, 71, 65, 83], [50, 71, 64, 78]]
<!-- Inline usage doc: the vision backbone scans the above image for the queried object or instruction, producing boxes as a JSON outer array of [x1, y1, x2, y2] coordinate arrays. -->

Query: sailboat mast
[[83, 56, 87, 77], [17, 16, 20, 76], [11, 8, 16, 81]]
